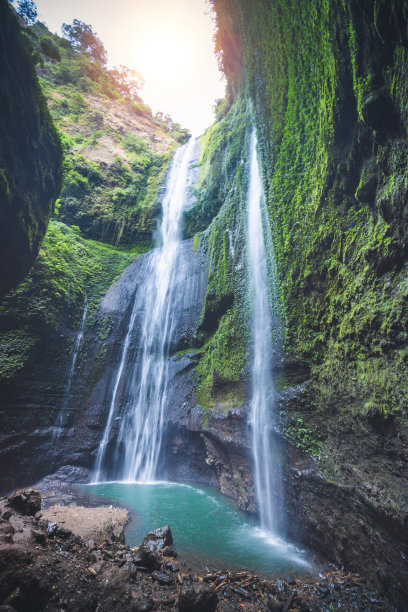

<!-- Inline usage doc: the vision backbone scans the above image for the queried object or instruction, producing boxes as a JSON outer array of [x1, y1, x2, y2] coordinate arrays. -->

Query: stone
[[111, 527, 125, 543], [151, 571, 173, 585], [131, 600, 153, 612], [133, 545, 161, 571], [142, 525, 173, 552], [7, 489, 41, 516], [162, 545, 177, 558], [45, 521, 58, 536], [31, 529, 46, 544], [178, 583, 218, 612]]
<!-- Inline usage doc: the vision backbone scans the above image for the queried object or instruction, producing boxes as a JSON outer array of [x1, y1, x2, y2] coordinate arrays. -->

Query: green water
[[79, 481, 313, 576]]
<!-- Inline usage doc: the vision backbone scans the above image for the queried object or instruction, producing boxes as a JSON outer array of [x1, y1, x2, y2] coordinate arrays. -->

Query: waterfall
[[94, 137, 196, 483], [55, 294, 88, 436], [247, 130, 283, 535]]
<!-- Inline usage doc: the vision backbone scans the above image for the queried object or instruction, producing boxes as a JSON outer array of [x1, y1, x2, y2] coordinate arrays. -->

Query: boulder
[[7, 489, 41, 516], [142, 525, 173, 552], [178, 583, 218, 612], [133, 545, 161, 571]]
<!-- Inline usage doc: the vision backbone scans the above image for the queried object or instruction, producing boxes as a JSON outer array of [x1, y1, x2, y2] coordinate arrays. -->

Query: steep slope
[[0, 1, 62, 297]]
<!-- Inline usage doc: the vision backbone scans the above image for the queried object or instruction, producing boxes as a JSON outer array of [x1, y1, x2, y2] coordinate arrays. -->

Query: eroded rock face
[[0, 2, 62, 297]]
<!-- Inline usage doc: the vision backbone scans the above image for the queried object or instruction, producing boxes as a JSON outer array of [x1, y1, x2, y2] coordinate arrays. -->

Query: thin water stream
[[54, 294, 88, 437], [247, 130, 284, 536]]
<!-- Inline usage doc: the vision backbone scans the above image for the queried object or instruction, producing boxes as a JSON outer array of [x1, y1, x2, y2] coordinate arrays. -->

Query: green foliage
[[62, 19, 107, 66], [0, 330, 38, 380], [184, 99, 248, 238], [0, 220, 140, 380], [29, 22, 180, 246], [282, 415, 322, 458], [192, 98, 251, 409], [212, 0, 408, 418]]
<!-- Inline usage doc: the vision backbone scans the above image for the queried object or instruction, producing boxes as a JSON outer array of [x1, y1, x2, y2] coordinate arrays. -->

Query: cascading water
[[54, 294, 88, 437], [94, 137, 196, 483], [247, 130, 284, 535]]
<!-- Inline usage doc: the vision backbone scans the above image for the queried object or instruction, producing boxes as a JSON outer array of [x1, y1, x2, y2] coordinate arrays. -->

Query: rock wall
[[207, 0, 408, 603], [0, 1, 62, 297]]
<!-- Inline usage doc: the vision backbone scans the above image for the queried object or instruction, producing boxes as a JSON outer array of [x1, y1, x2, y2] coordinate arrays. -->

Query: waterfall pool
[[78, 481, 313, 576]]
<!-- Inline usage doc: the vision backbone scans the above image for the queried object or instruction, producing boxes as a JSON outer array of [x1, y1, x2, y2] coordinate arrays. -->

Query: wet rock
[[7, 489, 41, 516], [131, 599, 153, 612], [166, 561, 179, 572], [133, 545, 161, 571], [162, 545, 177, 558], [4, 587, 26, 610], [45, 521, 58, 536], [178, 583, 218, 612], [34, 511, 42, 520], [142, 525, 173, 552], [2, 511, 12, 521], [151, 571, 173, 585], [87, 539, 96, 552], [31, 529, 46, 544], [111, 527, 125, 543]]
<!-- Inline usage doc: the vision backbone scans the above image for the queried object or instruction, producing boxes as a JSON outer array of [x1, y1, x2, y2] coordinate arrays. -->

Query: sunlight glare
[[137, 30, 190, 86]]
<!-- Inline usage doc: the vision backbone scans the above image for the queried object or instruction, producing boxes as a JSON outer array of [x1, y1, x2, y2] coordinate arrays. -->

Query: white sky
[[34, 0, 225, 135]]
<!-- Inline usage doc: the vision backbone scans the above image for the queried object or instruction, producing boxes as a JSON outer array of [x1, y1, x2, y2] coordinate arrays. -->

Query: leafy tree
[[108, 65, 144, 100], [62, 19, 107, 65], [9, 0, 38, 25]]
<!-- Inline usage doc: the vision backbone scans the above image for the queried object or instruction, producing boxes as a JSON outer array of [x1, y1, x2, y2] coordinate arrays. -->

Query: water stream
[[94, 138, 197, 482], [247, 130, 284, 535], [54, 294, 88, 437]]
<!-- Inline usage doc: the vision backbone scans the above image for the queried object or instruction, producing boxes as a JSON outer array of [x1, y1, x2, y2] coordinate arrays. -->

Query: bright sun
[[137, 32, 189, 86]]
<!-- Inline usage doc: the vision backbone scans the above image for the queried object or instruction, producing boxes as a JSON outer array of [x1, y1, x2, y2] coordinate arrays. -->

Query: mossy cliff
[[0, 1, 62, 297], [183, 0, 408, 604], [206, 0, 408, 600], [0, 17, 186, 489]]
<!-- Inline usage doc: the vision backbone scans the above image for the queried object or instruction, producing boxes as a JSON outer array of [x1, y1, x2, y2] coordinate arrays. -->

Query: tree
[[10, 0, 38, 25], [108, 65, 144, 101], [62, 19, 107, 65]]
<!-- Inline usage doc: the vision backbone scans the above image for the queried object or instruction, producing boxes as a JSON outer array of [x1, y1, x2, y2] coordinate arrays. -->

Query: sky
[[34, 0, 225, 135]]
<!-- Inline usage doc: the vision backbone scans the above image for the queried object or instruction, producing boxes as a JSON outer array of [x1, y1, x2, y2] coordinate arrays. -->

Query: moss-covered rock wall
[[0, 1, 62, 297], [206, 0, 408, 599]]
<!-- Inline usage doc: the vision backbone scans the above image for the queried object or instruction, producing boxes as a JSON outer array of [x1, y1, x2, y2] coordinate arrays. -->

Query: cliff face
[[0, 1, 62, 297], [0, 20, 185, 488], [206, 0, 408, 601]]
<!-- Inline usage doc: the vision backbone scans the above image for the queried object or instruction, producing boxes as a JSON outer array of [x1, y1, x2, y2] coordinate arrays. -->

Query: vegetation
[[211, 0, 408, 422], [28, 20, 188, 246], [188, 98, 251, 410], [0, 220, 138, 381], [0, 1, 62, 297]]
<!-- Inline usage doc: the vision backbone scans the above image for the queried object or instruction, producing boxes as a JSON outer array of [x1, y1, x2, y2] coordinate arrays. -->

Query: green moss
[[0, 3, 62, 296], [0, 219, 137, 381], [211, 0, 408, 418], [192, 98, 251, 410], [0, 330, 38, 381]]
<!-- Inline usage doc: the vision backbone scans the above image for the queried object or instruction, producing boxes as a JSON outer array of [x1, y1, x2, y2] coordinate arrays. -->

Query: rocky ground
[[0, 489, 395, 611]]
